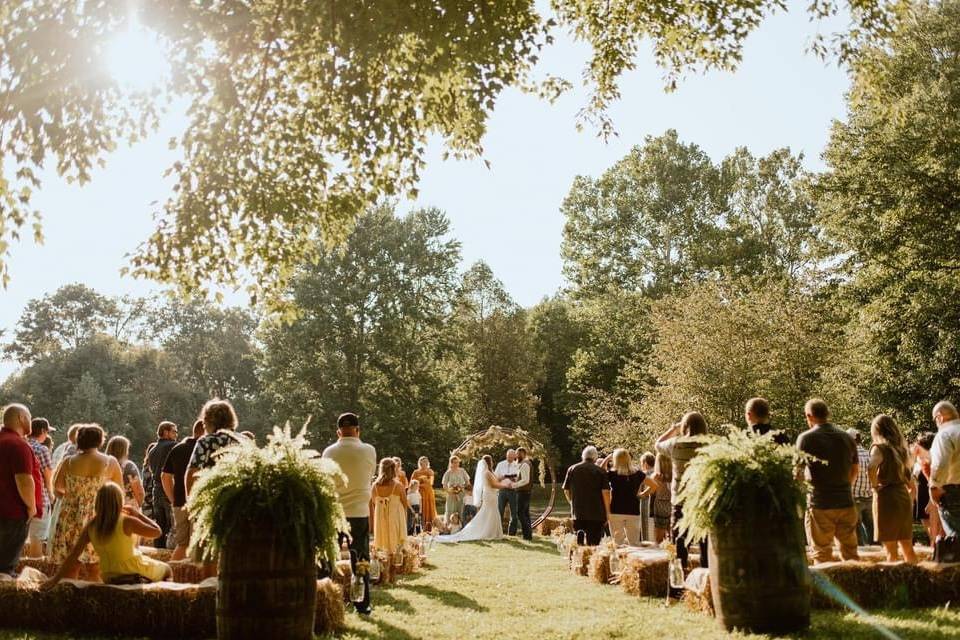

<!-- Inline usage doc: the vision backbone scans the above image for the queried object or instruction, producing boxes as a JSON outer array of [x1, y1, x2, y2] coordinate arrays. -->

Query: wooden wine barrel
[[709, 504, 810, 634], [217, 529, 317, 640]]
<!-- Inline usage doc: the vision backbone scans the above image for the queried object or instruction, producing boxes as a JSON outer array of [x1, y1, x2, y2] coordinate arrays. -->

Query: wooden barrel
[[709, 502, 810, 634], [217, 529, 317, 640]]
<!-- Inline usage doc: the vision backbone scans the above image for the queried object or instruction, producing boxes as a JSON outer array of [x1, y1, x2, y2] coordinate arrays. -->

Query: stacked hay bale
[[619, 547, 670, 598], [681, 568, 714, 616], [588, 549, 612, 584], [811, 561, 960, 610], [537, 517, 572, 537], [570, 545, 595, 576], [0, 570, 345, 637]]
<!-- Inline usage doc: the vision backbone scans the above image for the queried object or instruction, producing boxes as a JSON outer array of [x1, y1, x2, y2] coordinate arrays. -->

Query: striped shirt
[[851, 446, 873, 500]]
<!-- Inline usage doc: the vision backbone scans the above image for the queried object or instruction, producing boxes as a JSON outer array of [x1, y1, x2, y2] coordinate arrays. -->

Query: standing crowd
[[560, 396, 960, 568]]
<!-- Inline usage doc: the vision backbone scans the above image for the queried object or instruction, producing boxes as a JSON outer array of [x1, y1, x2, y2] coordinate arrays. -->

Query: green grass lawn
[[3, 537, 957, 639]]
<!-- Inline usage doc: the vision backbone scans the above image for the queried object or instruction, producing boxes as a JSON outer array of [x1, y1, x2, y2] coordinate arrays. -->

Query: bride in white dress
[[438, 455, 513, 543]]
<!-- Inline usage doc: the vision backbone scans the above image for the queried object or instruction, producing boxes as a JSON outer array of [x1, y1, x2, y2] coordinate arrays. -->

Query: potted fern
[[188, 426, 347, 640], [677, 428, 812, 634]]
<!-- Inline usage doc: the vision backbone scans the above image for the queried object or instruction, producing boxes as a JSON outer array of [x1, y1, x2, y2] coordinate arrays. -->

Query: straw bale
[[333, 559, 353, 592], [168, 560, 205, 584], [588, 550, 612, 584], [16, 557, 59, 577], [681, 568, 714, 616], [619, 548, 670, 598], [570, 546, 595, 576], [537, 517, 572, 537], [314, 578, 346, 634], [811, 560, 960, 610], [139, 546, 173, 562]]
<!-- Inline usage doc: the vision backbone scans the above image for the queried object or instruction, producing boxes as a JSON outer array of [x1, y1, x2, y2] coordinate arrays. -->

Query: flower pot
[[708, 507, 810, 634], [217, 528, 317, 640]]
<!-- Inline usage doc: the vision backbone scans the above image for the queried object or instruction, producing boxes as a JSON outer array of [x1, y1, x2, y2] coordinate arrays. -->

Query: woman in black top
[[605, 448, 659, 546]]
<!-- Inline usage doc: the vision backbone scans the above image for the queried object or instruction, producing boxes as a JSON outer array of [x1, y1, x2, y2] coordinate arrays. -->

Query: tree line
[[2, 2, 959, 468]]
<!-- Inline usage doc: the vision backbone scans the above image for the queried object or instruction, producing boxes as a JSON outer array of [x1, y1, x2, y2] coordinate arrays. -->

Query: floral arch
[[449, 425, 557, 528]]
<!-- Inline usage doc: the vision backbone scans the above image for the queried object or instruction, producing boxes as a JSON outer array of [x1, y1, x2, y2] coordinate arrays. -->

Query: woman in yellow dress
[[42, 482, 171, 588], [371, 458, 409, 556], [411, 457, 437, 532]]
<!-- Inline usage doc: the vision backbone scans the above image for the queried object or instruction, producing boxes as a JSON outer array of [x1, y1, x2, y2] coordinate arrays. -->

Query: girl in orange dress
[[411, 457, 437, 532]]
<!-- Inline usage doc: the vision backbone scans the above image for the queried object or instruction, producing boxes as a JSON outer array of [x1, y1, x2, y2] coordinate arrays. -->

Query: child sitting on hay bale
[[42, 483, 171, 589]]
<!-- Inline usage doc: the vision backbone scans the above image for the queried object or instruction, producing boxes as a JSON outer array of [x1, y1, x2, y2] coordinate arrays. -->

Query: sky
[[0, 4, 849, 379]]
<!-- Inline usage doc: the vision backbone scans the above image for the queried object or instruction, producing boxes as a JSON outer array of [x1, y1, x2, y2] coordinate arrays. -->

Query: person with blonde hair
[[605, 448, 659, 546], [869, 415, 917, 562], [371, 458, 409, 555], [651, 453, 673, 543], [442, 455, 471, 523], [411, 456, 437, 532], [42, 482, 171, 589], [106, 435, 144, 508]]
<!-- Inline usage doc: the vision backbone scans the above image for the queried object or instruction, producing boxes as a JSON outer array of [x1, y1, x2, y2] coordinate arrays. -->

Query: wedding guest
[[495, 449, 521, 536], [141, 444, 156, 519], [186, 400, 241, 493], [639, 452, 656, 541], [462, 486, 478, 526], [106, 436, 144, 508], [442, 456, 471, 523], [322, 412, 376, 615], [847, 428, 875, 546], [796, 399, 860, 563], [447, 512, 462, 534], [0, 404, 38, 576], [51, 424, 79, 469], [393, 457, 409, 489], [562, 446, 611, 546], [515, 448, 533, 540], [146, 421, 179, 549], [26, 418, 55, 558], [868, 415, 917, 562], [656, 412, 709, 568], [745, 397, 790, 445], [161, 420, 205, 561], [371, 458, 409, 556], [930, 401, 960, 538], [912, 431, 942, 542], [49, 424, 122, 580], [42, 483, 171, 589], [651, 453, 672, 543], [411, 457, 437, 532], [605, 448, 658, 546], [406, 479, 422, 534]]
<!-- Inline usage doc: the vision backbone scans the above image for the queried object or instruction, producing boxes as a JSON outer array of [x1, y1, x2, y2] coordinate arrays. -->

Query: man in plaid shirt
[[847, 428, 874, 545], [26, 418, 55, 557]]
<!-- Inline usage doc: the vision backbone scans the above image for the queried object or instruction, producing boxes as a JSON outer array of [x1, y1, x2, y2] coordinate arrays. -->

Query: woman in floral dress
[[49, 424, 122, 580]]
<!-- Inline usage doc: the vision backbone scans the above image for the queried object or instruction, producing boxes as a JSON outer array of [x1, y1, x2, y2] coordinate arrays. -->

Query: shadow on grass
[[335, 617, 419, 640], [402, 584, 487, 612], [370, 590, 416, 615], [499, 536, 558, 555], [801, 608, 960, 640]]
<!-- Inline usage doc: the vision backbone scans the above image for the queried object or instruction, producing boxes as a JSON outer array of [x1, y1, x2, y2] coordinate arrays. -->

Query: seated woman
[[42, 482, 172, 589]]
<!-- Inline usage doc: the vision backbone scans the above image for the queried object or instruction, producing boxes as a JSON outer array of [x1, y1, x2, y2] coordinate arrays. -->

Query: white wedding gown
[[438, 462, 503, 543]]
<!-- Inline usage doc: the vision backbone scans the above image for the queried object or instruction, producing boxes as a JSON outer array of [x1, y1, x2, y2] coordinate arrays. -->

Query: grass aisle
[[337, 538, 960, 640]]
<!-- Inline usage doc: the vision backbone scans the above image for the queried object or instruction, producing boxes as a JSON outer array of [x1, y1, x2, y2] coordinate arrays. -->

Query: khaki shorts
[[173, 506, 192, 549]]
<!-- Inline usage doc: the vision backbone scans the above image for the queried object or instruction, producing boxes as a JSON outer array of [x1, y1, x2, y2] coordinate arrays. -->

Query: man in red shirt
[[0, 403, 37, 576]]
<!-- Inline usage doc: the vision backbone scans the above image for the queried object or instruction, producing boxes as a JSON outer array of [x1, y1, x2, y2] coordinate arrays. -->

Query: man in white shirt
[[321, 413, 376, 614], [930, 401, 960, 538], [515, 447, 533, 540], [494, 449, 520, 535]]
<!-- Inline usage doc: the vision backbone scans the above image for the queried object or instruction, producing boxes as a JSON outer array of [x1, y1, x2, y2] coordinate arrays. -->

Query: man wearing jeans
[[847, 429, 875, 546], [797, 399, 860, 563], [930, 401, 960, 538], [322, 413, 376, 615], [0, 404, 38, 576], [495, 450, 520, 535]]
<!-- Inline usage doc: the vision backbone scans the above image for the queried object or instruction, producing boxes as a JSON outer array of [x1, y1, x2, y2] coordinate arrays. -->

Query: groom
[[515, 447, 533, 540], [495, 449, 520, 535]]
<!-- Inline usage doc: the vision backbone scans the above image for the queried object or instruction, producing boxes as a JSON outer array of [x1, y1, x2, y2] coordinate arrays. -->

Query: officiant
[[495, 450, 521, 535], [442, 456, 471, 522]]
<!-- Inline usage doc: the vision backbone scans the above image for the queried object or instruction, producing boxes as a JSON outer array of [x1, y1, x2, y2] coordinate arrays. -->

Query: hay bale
[[537, 517, 572, 537], [168, 560, 205, 584], [810, 560, 960, 610], [619, 548, 670, 598], [588, 550, 612, 584], [16, 556, 59, 577], [314, 578, 345, 635], [570, 546, 595, 576], [333, 559, 353, 592], [681, 568, 714, 616], [139, 546, 173, 562]]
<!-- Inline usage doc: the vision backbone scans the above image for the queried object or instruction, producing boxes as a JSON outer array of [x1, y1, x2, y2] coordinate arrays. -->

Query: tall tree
[[818, 0, 960, 430], [258, 205, 465, 461], [1, 1, 900, 298]]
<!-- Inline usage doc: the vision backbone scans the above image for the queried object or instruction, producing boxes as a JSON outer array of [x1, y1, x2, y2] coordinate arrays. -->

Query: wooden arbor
[[449, 426, 557, 528]]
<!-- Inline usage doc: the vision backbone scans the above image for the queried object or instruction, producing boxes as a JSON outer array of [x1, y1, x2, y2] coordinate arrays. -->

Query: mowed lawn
[[3, 537, 958, 640]]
